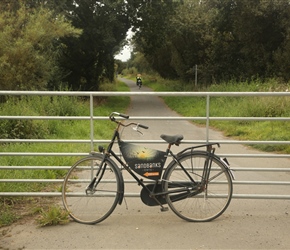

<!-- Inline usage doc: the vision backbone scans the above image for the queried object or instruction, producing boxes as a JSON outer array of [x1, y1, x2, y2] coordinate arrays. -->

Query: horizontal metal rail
[[1, 115, 290, 121], [1, 179, 290, 186], [1, 90, 290, 96], [1, 90, 290, 200], [1, 152, 290, 158], [1, 192, 290, 200], [1, 166, 290, 171], [0, 139, 290, 145]]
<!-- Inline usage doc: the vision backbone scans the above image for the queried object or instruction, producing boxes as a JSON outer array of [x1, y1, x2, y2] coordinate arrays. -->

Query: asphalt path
[[1, 78, 290, 249]]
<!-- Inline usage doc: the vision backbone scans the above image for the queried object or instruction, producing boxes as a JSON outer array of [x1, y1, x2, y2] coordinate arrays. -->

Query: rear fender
[[220, 157, 235, 180], [107, 158, 125, 205]]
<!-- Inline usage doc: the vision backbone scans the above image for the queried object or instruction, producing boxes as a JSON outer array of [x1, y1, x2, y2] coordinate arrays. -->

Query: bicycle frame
[[91, 119, 225, 209], [107, 124, 168, 192]]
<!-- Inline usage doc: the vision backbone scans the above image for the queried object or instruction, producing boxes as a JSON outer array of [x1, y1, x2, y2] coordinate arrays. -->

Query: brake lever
[[133, 124, 143, 135]]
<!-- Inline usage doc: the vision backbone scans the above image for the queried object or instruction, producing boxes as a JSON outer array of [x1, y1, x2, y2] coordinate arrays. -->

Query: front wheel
[[62, 154, 121, 224], [163, 151, 233, 222]]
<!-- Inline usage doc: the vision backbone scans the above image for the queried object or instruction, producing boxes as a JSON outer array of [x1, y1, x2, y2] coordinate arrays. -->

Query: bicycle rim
[[164, 151, 232, 222], [62, 155, 120, 224]]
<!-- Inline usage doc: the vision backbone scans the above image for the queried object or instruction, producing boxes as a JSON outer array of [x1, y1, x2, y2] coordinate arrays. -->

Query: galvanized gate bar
[[1, 192, 290, 200]]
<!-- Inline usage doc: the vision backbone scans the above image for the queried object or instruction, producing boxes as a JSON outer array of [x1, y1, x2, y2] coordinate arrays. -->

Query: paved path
[[1, 78, 290, 249]]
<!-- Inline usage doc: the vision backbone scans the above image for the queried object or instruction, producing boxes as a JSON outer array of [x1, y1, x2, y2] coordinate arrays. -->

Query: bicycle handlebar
[[138, 124, 149, 129], [109, 112, 129, 120], [119, 113, 130, 119], [109, 112, 149, 130]]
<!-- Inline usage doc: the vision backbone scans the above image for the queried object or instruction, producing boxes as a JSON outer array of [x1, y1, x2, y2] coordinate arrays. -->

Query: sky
[[114, 29, 133, 62], [115, 44, 132, 61]]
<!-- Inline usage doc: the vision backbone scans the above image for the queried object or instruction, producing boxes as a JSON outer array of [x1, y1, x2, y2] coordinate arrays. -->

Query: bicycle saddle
[[160, 134, 184, 146]]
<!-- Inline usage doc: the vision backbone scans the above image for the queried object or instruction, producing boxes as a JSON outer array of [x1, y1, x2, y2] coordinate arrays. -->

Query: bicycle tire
[[163, 151, 233, 222], [62, 154, 121, 224]]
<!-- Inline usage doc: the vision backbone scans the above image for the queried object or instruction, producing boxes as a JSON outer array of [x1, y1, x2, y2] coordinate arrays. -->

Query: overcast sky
[[115, 44, 131, 61], [115, 29, 133, 62]]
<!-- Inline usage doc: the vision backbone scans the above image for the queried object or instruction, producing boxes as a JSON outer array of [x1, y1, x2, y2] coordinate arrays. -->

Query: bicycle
[[136, 78, 142, 89], [62, 112, 234, 224]]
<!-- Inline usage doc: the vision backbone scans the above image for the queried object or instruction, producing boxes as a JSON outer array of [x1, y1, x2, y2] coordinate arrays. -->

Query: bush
[[122, 67, 138, 76], [0, 119, 48, 139], [0, 5, 81, 91], [0, 96, 88, 139]]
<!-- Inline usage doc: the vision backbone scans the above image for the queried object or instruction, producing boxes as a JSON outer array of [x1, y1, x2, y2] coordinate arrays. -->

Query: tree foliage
[[2, 0, 290, 91], [58, 0, 136, 91], [133, 0, 290, 84], [0, 3, 81, 90], [132, 0, 179, 79], [0, 0, 137, 91]]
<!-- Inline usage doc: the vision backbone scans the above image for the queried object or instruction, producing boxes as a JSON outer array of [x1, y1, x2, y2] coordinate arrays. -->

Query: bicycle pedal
[[160, 207, 169, 212]]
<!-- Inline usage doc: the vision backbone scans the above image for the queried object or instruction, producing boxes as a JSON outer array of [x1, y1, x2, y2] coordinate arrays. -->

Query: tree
[[132, 0, 179, 79], [229, 0, 289, 80], [193, 0, 290, 83], [0, 4, 81, 90], [167, 0, 214, 81], [132, 0, 290, 84], [59, 0, 133, 91]]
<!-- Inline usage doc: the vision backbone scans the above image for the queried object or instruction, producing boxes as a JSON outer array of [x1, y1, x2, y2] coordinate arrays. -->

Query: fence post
[[195, 64, 197, 87], [90, 94, 94, 152], [206, 94, 210, 143]]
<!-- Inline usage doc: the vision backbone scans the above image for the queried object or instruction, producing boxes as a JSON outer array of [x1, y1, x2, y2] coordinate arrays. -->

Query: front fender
[[91, 152, 124, 205], [105, 156, 124, 205]]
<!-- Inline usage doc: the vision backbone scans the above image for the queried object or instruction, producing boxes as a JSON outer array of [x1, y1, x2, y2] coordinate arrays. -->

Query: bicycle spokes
[[163, 151, 233, 222]]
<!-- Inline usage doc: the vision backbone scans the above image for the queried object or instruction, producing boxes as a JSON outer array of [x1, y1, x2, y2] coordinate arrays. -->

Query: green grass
[[36, 205, 69, 227], [0, 80, 130, 227], [0, 200, 21, 225]]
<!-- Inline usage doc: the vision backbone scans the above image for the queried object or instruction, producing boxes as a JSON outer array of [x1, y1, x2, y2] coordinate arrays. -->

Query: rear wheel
[[62, 154, 121, 224], [163, 151, 232, 222]]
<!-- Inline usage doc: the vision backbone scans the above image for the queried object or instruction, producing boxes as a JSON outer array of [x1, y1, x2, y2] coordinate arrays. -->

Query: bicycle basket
[[119, 141, 167, 180]]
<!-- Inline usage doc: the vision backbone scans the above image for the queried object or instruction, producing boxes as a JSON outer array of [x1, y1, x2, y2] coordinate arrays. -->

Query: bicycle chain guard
[[140, 184, 167, 206]]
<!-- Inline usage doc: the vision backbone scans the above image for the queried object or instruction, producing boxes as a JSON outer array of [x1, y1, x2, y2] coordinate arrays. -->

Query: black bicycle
[[62, 112, 234, 224]]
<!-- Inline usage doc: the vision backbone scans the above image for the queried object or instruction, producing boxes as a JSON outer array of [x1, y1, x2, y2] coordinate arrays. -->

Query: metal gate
[[1, 91, 290, 199]]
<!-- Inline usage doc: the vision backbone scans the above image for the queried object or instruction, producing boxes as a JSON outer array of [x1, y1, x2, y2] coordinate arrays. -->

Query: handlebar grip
[[119, 113, 129, 119], [139, 124, 149, 129]]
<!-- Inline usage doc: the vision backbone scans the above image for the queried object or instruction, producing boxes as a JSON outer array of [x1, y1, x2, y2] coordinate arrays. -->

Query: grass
[[0, 199, 22, 225], [0, 80, 130, 227], [36, 205, 69, 227]]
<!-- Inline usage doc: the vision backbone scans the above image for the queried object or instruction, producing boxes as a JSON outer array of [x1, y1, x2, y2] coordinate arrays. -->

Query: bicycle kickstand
[[150, 194, 169, 212], [160, 206, 169, 212]]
